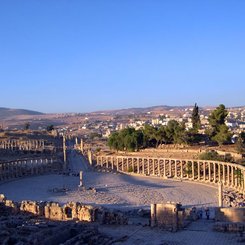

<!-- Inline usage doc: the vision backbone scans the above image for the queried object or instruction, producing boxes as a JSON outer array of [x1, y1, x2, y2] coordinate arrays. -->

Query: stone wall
[[214, 222, 245, 233], [0, 194, 127, 225], [150, 202, 196, 231], [0, 158, 62, 182], [215, 207, 245, 223]]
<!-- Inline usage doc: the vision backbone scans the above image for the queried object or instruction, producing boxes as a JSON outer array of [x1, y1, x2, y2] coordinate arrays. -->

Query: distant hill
[[92, 105, 194, 115], [0, 107, 43, 119]]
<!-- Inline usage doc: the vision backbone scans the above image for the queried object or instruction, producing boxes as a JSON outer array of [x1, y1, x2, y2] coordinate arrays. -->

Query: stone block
[[20, 201, 45, 216], [77, 205, 95, 222], [45, 202, 64, 221]]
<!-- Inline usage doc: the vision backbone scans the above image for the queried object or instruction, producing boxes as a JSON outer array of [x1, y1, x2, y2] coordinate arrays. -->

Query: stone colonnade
[[97, 155, 245, 195], [0, 158, 60, 181], [0, 139, 45, 151]]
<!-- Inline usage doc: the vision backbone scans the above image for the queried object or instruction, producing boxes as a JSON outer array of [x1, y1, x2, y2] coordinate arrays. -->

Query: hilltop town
[[1, 105, 245, 141]]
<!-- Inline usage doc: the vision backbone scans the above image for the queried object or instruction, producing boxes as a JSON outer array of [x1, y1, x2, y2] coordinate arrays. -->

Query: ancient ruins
[[96, 155, 245, 196], [0, 134, 244, 244]]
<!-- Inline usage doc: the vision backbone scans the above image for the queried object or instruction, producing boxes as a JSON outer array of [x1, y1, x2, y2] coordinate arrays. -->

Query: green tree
[[208, 104, 228, 128], [191, 103, 201, 132], [46, 125, 54, 132], [240, 132, 245, 144], [156, 126, 168, 146], [165, 120, 179, 143], [212, 124, 231, 146], [165, 120, 184, 144], [207, 104, 231, 145], [199, 150, 234, 162], [24, 122, 30, 130], [236, 136, 245, 154], [108, 132, 120, 151], [173, 122, 188, 144], [108, 128, 144, 152], [133, 129, 144, 151], [143, 124, 158, 147]]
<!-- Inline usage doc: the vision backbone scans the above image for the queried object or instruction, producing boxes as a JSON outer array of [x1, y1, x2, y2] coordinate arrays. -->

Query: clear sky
[[0, 1, 244, 113]]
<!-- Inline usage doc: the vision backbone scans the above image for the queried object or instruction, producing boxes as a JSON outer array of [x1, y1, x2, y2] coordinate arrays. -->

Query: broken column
[[218, 181, 223, 207], [151, 204, 157, 227], [79, 171, 83, 187], [88, 150, 92, 165], [63, 135, 67, 171], [80, 139, 84, 154]]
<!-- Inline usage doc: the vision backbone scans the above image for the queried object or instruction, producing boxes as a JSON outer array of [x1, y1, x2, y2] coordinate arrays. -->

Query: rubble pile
[[0, 215, 112, 245], [214, 222, 245, 233], [0, 194, 128, 225], [223, 190, 245, 207], [0, 194, 130, 244]]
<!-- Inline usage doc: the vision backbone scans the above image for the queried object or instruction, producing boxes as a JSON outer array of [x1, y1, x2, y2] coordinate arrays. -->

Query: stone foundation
[[215, 207, 245, 223], [214, 222, 245, 233], [0, 194, 127, 225], [150, 202, 196, 231]]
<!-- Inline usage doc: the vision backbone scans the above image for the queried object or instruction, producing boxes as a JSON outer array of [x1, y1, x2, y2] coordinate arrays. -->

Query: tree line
[[108, 104, 245, 152]]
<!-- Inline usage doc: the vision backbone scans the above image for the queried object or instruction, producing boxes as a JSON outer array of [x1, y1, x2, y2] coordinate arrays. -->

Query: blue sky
[[0, 1, 244, 113]]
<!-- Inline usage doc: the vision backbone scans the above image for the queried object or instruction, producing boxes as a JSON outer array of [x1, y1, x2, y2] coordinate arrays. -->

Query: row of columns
[[0, 158, 57, 181], [97, 156, 245, 195], [0, 139, 45, 151]]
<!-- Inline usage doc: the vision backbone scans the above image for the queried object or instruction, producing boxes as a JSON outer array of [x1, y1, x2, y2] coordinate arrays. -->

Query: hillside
[[92, 105, 197, 116], [0, 107, 43, 119]]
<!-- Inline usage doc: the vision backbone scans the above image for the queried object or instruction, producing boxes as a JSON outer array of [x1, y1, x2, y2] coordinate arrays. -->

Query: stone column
[[223, 164, 226, 185], [63, 136, 67, 171], [31, 160, 35, 175], [227, 165, 230, 186], [20, 161, 24, 176], [148, 158, 150, 175], [218, 164, 221, 183], [137, 158, 140, 174], [122, 158, 125, 172], [175, 160, 177, 178], [203, 162, 206, 181], [158, 160, 160, 176], [153, 159, 156, 176], [180, 161, 183, 179], [142, 159, 145, 174], [192, 161, 195, 180], [116, 157, 119, 171], [235, 167, 238, 188], [88, 150, 92, 165], [79, 171, 83, 187], [218, 181, 223, 207], [231, 166, 234, 187], [132, 158, 135, 173], [197, 162, 200, 181], [164, 160, 166, 178], [111, 157, 114, 170], [40, 159, 44, 174], [8, 162, 12, 178], [127, 158, 129, 171], [80, 139, 84, 154], [35, 159, 38, 174], [151, 204, 157, 227], [214, 163, 216, 183], [169, 160, 172, 177], [209, 162, 211, 182], [42, 140, 45, 151]]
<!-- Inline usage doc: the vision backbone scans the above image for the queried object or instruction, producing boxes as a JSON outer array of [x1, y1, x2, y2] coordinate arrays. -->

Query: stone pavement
[[100, 219, 241, 245]]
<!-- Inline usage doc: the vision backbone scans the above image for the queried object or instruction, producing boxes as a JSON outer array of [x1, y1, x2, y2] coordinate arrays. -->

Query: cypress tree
[[191, 103, 200, 132]]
